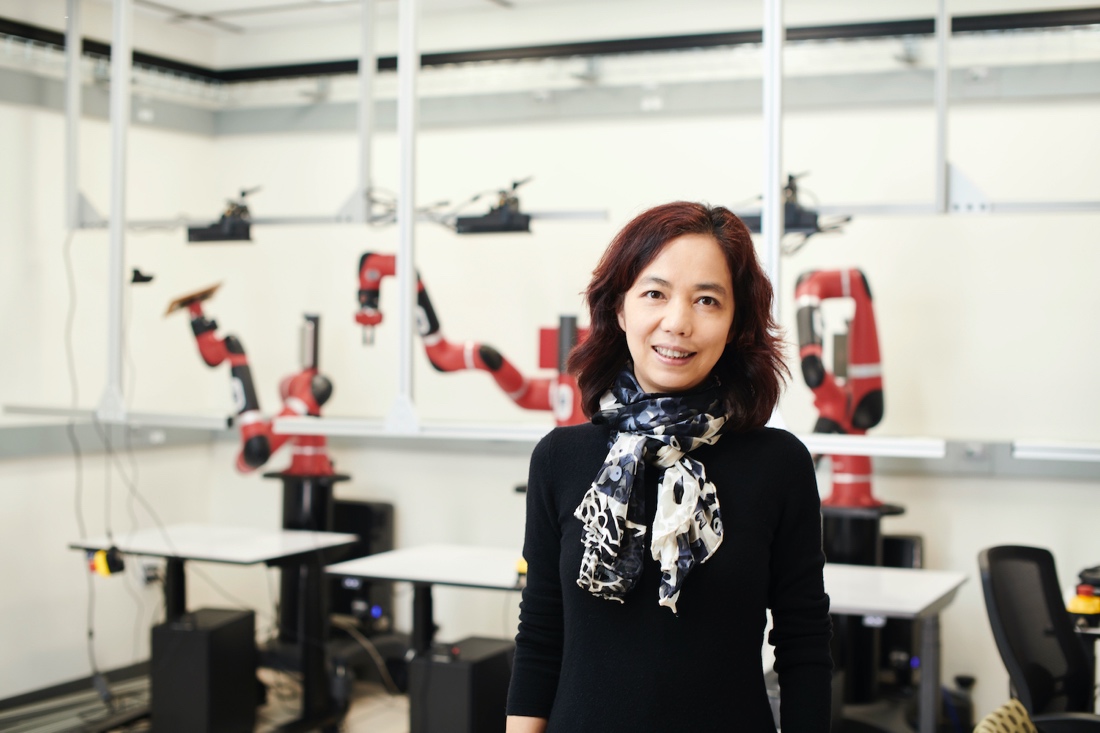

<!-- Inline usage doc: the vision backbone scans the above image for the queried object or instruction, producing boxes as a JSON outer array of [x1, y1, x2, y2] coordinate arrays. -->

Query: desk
[[330, 547, 964, 733], [327, 544, 522, 656], [825, 563, 967, 733], [71, 523, 358, 732]]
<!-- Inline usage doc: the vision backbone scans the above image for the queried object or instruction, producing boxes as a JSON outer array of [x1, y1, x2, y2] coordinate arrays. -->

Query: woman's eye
[[643, 290, 663, 299], [698, 296, 719, 307]]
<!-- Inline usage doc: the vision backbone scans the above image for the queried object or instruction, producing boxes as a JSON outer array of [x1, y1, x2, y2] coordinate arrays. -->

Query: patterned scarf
[[574, 370, 727, 614]]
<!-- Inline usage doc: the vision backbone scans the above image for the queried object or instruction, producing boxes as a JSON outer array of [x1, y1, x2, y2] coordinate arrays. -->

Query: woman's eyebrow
[[636, 275, 729, 296], [695, 282, 729, 296], [637, 275, 670, 288]]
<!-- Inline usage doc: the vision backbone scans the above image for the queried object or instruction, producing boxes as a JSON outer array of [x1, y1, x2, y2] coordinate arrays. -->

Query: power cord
[[89, 416, 277, 631], [330, 617, 402, 695], [62, 227, 115, 709]]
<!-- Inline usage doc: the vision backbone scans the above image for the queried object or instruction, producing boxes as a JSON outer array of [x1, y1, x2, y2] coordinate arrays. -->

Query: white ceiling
[[129, 0, 563, 34], [120, 0, 1100, 37]]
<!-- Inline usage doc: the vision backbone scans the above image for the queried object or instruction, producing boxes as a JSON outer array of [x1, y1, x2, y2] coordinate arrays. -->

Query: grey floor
[[0, 671, 412, 732], [256, 670, 411, 733]]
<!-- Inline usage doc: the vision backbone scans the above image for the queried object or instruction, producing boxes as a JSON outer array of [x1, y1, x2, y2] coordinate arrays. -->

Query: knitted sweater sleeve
[[767, 433, 834, 733], [506, 431, 563, 717]]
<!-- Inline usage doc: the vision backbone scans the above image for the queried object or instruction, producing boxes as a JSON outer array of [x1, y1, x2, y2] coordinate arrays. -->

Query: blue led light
[[910, 656, 921, 669], [371, 605, 384, 619]]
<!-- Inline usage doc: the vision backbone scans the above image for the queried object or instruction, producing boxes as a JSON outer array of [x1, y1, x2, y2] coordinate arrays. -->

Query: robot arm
[[167, 285, 271, 470], [355, 251, 558, 413], [794, 268, 884, 434], [794, 268, 885, 508], [237, 367, 333, 474]]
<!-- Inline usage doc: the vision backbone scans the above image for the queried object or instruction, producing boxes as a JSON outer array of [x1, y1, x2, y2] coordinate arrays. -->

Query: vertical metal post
[[387, 0, 420, 432], [761, 0, 784, 321], [918, 614, 941, 733], [934, 0, 950, 214], [97, 0, 132, 422], [65, 0, 82, 230], [358, 0, 375, 221]]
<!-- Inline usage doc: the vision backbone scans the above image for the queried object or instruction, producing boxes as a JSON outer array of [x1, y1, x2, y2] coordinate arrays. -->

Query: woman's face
[[617, 233, 735, 395]]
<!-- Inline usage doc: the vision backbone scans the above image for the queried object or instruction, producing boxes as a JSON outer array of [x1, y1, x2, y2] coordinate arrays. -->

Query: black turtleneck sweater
[[506, 422, 832, 732]]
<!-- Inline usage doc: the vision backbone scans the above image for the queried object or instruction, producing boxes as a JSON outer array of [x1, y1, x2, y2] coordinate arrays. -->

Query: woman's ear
[[617, 307, 626, 332]]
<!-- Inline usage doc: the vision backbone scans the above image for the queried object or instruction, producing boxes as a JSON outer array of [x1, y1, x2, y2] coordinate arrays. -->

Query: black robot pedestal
[[262, 471, 351, 726], [822, 503, 905, 705]]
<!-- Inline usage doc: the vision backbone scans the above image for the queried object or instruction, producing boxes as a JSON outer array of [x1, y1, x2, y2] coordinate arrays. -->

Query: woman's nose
[[661, 299, 691, 335]]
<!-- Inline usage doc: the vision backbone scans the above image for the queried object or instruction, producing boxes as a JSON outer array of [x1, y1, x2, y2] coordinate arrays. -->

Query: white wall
[[2, 0, 1100, 720], [0, 443, 217, 698], [0, 100, 235, 701]]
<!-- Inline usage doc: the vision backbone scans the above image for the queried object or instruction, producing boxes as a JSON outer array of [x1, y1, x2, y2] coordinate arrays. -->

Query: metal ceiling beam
[[3, 8, 1099, 83]]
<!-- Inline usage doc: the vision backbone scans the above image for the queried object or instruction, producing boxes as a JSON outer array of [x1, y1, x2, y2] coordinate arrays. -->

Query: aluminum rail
[[388, 0, 421, 433]]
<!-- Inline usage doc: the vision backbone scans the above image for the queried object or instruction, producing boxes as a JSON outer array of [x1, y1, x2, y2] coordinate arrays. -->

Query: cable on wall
[[62, 227, 115, 708]]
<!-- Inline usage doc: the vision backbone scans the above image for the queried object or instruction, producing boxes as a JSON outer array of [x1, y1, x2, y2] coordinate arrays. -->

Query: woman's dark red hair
[[568, 201, 788, 432]]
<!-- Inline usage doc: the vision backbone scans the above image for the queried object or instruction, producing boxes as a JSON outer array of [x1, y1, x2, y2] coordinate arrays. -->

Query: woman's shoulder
[[529, 422, 611, 492], [727, 425, 812, 461], [536, 421, 609, 452], [711, 426, 817, 489]]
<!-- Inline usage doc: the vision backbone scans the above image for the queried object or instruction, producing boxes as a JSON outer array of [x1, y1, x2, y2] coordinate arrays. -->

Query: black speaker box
[[880, 534, 924, 690], [150, 608, 257, 733], [408, 637, 514, 733], [330, 499, 395, 633]]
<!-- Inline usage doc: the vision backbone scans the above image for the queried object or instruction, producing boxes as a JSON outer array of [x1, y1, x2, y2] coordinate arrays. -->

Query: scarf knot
[[574, 370, 727, 614]]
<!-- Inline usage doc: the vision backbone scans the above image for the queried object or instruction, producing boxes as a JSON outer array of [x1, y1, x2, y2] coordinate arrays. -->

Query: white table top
[[70, 523, 359, 565], [824, 563, 967, 619], [327, 544, 524, 591], [328, 545, 967, 616]]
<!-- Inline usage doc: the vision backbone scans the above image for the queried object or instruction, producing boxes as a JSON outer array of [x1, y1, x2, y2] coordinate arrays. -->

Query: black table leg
[[411, 583, 435, 656], [163, 558, 186, 622], [298, 560, 330, 721]]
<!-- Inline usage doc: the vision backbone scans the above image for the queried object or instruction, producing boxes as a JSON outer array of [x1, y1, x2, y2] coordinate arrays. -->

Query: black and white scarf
[[574, 370, 727, 614]]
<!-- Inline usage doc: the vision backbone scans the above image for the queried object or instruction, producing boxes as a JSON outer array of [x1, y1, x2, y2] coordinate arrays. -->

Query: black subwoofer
[[151, 608, 257, 733], [408, 637, 514, 733]]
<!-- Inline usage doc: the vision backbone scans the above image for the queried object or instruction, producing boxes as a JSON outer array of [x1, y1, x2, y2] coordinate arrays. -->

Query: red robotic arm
[[167, 287, 333, 475], [355, 252, 585, 425], [166, 285, 272, 470], [795, 268, 884, 506], [264, 363, 334, 476]]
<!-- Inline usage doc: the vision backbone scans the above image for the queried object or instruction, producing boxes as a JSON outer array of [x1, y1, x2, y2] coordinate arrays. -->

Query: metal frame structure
[[389, 0, 420, 433], [761, 0, 784, 304], [0, 0, 1087, 465]]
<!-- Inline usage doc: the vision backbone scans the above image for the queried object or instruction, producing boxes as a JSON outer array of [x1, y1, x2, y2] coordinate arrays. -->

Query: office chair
[[979, 545, 1100, 732]]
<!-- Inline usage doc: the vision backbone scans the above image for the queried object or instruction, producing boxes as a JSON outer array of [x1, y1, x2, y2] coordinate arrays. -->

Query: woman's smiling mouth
[[653, 346, 694, 360]]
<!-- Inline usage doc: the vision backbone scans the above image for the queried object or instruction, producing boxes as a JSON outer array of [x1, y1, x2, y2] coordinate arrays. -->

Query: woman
[[505, 202, 832, 732]]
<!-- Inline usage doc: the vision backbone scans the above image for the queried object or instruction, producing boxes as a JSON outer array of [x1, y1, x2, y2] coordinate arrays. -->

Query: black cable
[[103, 421, 114, 544], [89, 416, 278, 630], [123, 428, 142, 535], [68, 422, 87, 543], [62, 228, 114, 707], [119, 281, 151, 663], [781, 232, 811, 256], [63, 228, 86, 546]]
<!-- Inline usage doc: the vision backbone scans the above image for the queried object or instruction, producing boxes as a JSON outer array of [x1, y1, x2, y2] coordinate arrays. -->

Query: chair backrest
[[978, 545, 1095, 715], [974, 699, 1038, 733]]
